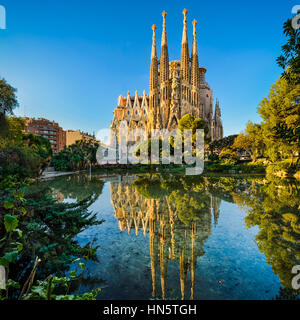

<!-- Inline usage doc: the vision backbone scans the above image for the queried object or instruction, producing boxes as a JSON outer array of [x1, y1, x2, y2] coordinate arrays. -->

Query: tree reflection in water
[[110, 174, 299, 300], [35, 173, 105, 203], [232, 176, 300, 298]]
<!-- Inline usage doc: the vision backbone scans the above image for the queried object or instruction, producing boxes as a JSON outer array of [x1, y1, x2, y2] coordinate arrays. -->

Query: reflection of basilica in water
[[36, 173, 300, 300], [110, 177, 221, 299]]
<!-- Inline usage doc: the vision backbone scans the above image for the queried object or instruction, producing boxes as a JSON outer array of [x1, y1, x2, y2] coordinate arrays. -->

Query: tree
[[0, 79, 19, 121], [177, 114, 210, 145], [258, 75, 300, 164], [23, 133, 53, 172], [0, 117, 53, 178], [233, 122, 265, 162], [134, 138, 164, 161], [208, 135, 238, 158], [276, 16, 300, 85], [170, 114, 209, 161], [51, 139, 99, 172], [133, 174, 213, 226], [0, 116, 25, 144], [238, 179, 300, 290], [219, 148, 239, 165]]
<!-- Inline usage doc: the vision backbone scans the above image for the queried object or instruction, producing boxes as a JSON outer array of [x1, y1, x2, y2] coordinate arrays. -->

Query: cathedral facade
[[111, 9, 223, 143]]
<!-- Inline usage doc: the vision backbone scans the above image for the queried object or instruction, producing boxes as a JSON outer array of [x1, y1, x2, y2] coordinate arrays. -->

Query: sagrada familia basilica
[[110, 9, 223, 142]]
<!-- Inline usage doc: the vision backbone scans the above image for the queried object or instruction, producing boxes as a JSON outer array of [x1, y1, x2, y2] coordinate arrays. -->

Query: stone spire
[[149, 25, 158, 94], [180, 9, 190, 84], [213, 99, 223, 140], [160, 11, 170, 96], [161, 11, 168, 46], [191, 20, 199, 89], [181, 8, 188, 45], [214, 99, 221, 119], [160, 11, 170, 128], [149, 24, 159, 131]]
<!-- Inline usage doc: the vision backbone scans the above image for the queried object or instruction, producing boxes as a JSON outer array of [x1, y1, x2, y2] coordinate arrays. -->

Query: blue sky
[[0, 0, 297, 136]]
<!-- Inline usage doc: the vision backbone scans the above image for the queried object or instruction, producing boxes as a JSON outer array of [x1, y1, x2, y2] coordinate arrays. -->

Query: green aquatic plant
[[0, 176, 103, 300]]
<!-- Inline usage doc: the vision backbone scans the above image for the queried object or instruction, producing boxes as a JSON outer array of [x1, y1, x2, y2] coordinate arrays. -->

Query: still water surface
[[40, 173, 300, 300]]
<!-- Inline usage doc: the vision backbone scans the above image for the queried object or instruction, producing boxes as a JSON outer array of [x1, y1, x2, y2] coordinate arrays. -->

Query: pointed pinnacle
[[162, 11, 167, 28], [192, 19, 197, 36], [152, 24, 157, 41], [183, 8, 188, 25]]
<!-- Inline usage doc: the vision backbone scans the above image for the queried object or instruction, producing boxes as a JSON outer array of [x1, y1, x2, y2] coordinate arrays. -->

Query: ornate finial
[[151, 24, 158, 58], [183, 8, 188, 25], [162, 11, 167, 27], [181, 9, 188, 44], [192, 19, 197, 37], [143, 90, 146, 95], [135, 90, 138, 96], [161, 11, 168, 46], [127, 91, 130, 96], [152, 24, 157, 39]]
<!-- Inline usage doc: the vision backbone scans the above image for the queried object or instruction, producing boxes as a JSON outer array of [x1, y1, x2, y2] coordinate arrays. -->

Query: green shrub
[[0, 146, 42, 179], [208, 164, 223, 172], [0, 117, 52, 179], [266, 162, 291, 177], [219, 148, 239, 165], [220, 157, 237, 166], [240, 163, 266, 174], [51, 140, 99, 172]]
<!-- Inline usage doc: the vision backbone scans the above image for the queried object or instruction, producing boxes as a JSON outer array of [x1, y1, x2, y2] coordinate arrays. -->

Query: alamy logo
[[0, 5, 6, 29], [292, 265, 300, 290], [0, 266, 5, 290], [292, 5, 300, 30], [96, 122, 205, 176]]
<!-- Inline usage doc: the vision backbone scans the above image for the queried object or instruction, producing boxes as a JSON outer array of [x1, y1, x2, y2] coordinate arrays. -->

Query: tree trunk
[[290, 151, 294, 167], [250, 149, 257, 163]]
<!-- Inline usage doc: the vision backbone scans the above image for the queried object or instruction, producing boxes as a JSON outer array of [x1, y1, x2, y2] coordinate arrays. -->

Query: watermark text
[[0, 5, 6, 29]]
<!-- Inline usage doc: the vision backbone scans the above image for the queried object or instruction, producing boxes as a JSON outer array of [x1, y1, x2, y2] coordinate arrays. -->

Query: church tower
[[180, 9, 190, 105], [148, 24, 159, 132], [191, 20, 200, 111], [160, 11, 170, 128], [214, 99, 223, 140], [111, 9, 224, 147]]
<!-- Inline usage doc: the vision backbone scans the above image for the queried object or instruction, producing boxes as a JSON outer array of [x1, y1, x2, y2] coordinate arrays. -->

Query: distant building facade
[[23, 117, 66, 154], [23, 117, 99, 154], [111, 9, 223, 145], [65, 130, 98, 146]]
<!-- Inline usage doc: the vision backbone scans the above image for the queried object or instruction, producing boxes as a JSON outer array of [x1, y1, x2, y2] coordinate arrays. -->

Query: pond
[[38, 172, 300, 300]]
